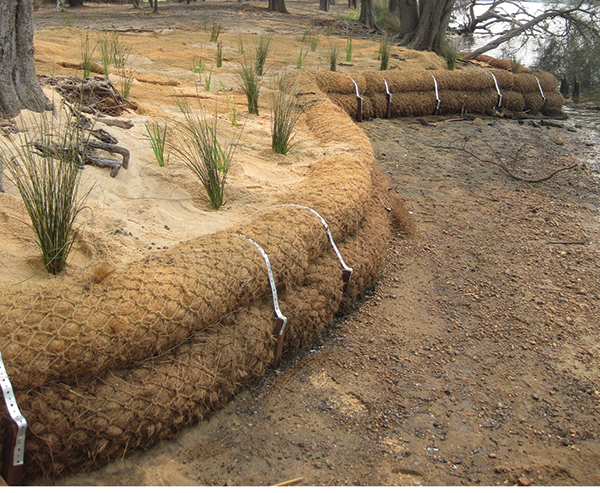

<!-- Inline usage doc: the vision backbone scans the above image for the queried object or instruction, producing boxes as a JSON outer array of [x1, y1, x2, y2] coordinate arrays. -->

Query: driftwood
[[39, 75, 138, 117]]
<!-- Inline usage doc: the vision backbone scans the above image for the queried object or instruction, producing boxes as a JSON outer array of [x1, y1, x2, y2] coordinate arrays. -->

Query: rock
[[555, 137, 564, 145], [518, 476, 531, 486], [472, 117, 484, 126]]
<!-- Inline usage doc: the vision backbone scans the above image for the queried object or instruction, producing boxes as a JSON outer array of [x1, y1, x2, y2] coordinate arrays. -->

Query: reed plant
[[210, 22, 221, 43], [297, 41, 309, 69], [310, 34, 319, 51], [442, 38, 460, 71], [98, 32, 111, 77], [255, 34, 272, 76], [109, 30, 129, 69], [120, 66, 134, 99], [192, 55, 205, 75], [220, 82, 239, 127], [1, 103, 91, 275], [145, 120, 169, 167], [238, 57, 260, 115], [171, 98, 240, 210], [328, 43, 339, 71], [346, 35, 353, 62], [80, 32, 96, 79], [379, 34, 391, 70], [270, 72, 305, 155], [217, 42, 223, 68], [205, 67, 213, 91], [237, 34, 245, 54]]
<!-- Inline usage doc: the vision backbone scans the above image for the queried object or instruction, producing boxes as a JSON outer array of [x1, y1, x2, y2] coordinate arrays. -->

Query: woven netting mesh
[[0, 73, 413, 479], [313, 68, 563, 120]]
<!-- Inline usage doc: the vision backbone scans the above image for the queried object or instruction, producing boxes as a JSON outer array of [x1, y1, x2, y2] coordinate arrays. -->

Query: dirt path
[[28, 2, 600, 486], [37, 115, 600, 486]]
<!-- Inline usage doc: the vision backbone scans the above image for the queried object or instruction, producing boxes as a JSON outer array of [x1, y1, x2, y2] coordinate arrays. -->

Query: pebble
[[472, 118, 484, 126], [555, 137, 564, 145], [518, 476, 531, 486]]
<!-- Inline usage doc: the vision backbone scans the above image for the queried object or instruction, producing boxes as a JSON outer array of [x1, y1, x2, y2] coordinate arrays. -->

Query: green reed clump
[[442, 38, 460, 71], [80, 32, 96, 79], [328, 43, 339, 71], [270, 72, 305, 155], [255, 34, 272, 76], [379, 34, 391, 70], [145, 120, 169, 167], [217, 42, 223, 68], [210, 22, 221, 43], [238, 57, 261, 115], [297, 41, 309, 69], [1, 103, 91, 275], [171, 98, 240, 210], [346, 35, 353, 62]]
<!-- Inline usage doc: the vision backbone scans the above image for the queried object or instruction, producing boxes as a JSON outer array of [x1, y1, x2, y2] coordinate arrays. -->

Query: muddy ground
[[29, 1, 600, 486]]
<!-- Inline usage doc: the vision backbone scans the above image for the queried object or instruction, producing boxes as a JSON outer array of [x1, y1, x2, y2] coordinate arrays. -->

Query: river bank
[[25, 1, 600, 485]]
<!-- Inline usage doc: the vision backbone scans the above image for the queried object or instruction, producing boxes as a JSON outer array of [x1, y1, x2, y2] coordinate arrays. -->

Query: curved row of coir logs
[[0, 74, 415, 480], [313, 68, 563, 120]]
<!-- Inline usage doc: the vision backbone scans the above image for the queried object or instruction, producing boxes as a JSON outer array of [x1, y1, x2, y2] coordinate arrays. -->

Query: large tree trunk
[[268, 0, 288, 13], [319, 0, 329, 12], [399, 0, 455, 52], [0, 0, 51, 117], [359, 0, 377, 28]]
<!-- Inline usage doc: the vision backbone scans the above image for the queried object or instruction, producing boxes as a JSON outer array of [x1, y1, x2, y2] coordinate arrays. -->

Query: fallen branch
[[431, 139, 577, 183]]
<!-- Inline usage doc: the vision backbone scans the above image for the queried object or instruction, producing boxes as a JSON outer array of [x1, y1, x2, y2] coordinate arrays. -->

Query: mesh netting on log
[[0, 73, 413, 480], [314, 68, 563, 120]]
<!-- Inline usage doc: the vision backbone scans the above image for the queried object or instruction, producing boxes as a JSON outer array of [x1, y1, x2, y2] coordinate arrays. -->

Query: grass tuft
[[328, 43, 339, 71], [379, 34, 391, 70], [1, 102, 91, 275], [270, 72, 305, 155], [171, 97, 240, 210], [255, 34, 272, 76], [238, 57, 261, 115], [145, 120, 169, 167]]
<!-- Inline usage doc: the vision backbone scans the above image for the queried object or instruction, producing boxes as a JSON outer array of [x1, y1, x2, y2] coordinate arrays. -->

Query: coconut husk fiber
[[0, 72, 415, 480], [317, 68, 563, 120]]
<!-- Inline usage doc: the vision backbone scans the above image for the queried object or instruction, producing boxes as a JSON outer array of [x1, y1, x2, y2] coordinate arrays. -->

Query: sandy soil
[[17, 0, 600, 486]]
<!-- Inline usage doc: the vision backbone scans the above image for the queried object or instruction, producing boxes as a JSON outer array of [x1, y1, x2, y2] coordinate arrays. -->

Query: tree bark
[[319, 0, 329, 12], [348, 0, 357, 8], [359, 0, 377, 28], [398, 0, 455, 52], [0, 0, 51, 117], [268, 0, 288, 13]]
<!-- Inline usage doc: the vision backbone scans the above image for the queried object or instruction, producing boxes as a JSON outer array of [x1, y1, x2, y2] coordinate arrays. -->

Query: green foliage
[[328, 43, 339, 72], [80, 32, 96, 79], [338, 8, 360, 21], [237, 34, 245, 54], [108, 30, 129, 69], [171, 98, 240, 210], [297, 41, 309, 69], [374, 0, 402, 34], [346, 35, 353, 62], [255, 34, 272, 76], [98, 32, 111, 77], [192, 55, 204, 75], [379, 35, 391, 71], [205, 67, 213, 92], [119, 67, 134, 99], [217, 42, 223, 68], [270, 72, 305, 155], [238, 58, 260, 115], [534, 28, 600, 88], [210, 22, 221, 43], [220, 83, 239, 127], [442, 38, 460, 71], [310, 34, 319, 51], [1, 103, 91, 275], [145, 120, 169, 167]]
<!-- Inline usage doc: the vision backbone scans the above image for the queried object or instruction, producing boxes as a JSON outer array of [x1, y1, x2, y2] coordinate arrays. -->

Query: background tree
[[268, 0, 288, 14], [0, 0, 51, 117]]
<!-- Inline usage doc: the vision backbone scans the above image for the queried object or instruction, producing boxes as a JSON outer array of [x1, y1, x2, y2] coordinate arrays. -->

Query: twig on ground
[[273, 477, 304, 486], [430, 138, 578, 183]]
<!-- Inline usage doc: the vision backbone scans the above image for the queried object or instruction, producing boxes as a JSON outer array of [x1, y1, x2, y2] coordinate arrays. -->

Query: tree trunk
[[67, 0, 84, 6], [348, 0, 357, 8], [388, 0, 400, 17], [0, 0, 51, 117], [268, 0, 288, 13], [319, 0, 329, 12], [399, 0, 455, 52], [359, 0, 377, 28]]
